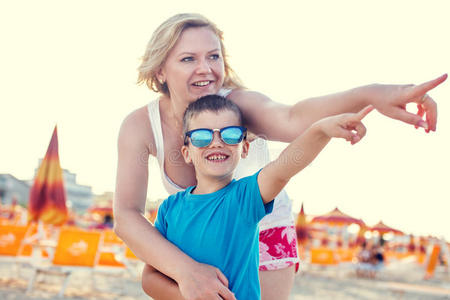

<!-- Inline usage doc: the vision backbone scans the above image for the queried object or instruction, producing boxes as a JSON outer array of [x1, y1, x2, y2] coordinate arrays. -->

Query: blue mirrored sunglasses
[[184, 126, 247, 148]]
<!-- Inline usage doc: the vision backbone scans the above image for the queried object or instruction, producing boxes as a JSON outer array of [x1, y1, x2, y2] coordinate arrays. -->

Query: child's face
[[181, 110, 249, 182]]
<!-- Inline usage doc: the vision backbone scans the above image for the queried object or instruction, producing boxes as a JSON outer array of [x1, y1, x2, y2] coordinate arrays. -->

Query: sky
[[1, 1, 449, 240]]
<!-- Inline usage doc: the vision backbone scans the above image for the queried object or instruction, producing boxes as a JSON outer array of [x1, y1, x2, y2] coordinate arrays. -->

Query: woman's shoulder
[[118, 104, 156, 156], [227, 89, 273, 117], [227, 88, 268, 102]]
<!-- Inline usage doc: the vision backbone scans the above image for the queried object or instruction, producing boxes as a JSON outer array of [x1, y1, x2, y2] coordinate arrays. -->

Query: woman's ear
[[156, 68, 166, 84], [181, 145, 192, 164], [241, 140, 250, 159]]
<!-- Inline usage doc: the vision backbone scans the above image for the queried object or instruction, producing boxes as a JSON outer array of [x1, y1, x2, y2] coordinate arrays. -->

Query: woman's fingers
[[408, 73, 447, 99], [424, 98, 437, 132], [218, 285, 236, 300], [215, 268, 229, 288], [388, 106, 428, 129], [214, 268, 235, 300], [217, 284, 236, 300]]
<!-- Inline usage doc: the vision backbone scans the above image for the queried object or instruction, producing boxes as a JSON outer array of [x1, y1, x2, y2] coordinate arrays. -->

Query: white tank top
[[147, 90, 294, 229]]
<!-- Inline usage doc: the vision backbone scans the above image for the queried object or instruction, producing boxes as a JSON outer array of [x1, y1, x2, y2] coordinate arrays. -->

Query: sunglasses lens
[[190, 129, 213, 147], [221, 127, 244, 145]]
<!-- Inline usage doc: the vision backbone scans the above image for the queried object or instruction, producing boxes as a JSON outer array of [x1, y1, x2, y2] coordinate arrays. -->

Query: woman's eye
[[209, 54, 220, 60], [181, 57, 194, 62]]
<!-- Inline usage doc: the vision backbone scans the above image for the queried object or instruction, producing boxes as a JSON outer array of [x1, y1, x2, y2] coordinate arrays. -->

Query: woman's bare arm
[[113, 107, 235, 300], [230, 74, 446, 142], [142, 265, 184, 300]]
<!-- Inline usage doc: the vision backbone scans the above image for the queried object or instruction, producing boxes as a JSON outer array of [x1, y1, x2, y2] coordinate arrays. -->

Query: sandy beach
[[1, 258, 449, 300]]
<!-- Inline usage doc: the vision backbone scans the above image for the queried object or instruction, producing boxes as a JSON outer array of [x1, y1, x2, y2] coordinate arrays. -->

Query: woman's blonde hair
[[137, 13, 244, 95]]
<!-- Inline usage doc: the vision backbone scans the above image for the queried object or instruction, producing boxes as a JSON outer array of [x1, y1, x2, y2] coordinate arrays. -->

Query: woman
[[113, 13, 446, 300]]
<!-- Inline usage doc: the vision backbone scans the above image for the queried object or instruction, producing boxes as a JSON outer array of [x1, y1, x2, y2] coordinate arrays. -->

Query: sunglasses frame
[[184, 126, 247, 148]]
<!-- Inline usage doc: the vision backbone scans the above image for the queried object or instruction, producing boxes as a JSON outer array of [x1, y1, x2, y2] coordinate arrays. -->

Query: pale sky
[[1, 1, 449, 240]]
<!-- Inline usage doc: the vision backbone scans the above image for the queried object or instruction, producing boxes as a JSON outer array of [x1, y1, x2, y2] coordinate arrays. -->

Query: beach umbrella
[[295, 203, 308, 245], [311, 207, 365, 226], [28, 126, 67, 226], [369, 221, 403, 235]]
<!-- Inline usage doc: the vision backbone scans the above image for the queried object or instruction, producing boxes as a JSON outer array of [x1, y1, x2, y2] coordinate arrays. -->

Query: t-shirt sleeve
[[234, 169, 274, 225], [154, 200, 168, 237]]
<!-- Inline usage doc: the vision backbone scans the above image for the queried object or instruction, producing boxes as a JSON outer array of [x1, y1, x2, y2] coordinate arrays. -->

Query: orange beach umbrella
[[28, 126, 67, 226], [370, 221, 403, 235], [312, 207, 365, 226]]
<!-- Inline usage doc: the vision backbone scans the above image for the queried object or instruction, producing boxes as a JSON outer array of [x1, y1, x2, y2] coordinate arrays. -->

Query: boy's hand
[[317, 105, 374, 145]]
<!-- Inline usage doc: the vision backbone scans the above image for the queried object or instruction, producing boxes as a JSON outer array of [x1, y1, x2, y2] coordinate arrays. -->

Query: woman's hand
[[317, 105, 374, 145], [367, 73, 447, 132], [177, 262, 236, 300]]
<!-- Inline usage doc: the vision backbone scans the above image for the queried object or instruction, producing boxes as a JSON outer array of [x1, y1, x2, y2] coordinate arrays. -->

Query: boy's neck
[[191, 175, 233, 195]]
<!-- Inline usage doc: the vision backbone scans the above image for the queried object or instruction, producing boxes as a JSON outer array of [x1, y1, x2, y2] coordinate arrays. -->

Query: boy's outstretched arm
[[258, 105, 374, 203]]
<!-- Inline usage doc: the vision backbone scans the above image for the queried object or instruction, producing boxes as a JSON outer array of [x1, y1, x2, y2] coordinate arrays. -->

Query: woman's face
[[159, 26, 225, 104]]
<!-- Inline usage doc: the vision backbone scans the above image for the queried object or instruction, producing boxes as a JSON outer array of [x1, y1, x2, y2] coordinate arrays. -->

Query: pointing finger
[[409, 73, 448, 99], [355, 105, 374, 121]]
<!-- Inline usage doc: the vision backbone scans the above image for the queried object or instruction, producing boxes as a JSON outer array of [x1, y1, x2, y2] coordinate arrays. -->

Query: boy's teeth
[[194, 81, 210, 86], [207, 154, 226, 161]]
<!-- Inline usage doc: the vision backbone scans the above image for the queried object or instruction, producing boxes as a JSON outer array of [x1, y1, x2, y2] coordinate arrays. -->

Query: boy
[[147, 94, 373, 299]]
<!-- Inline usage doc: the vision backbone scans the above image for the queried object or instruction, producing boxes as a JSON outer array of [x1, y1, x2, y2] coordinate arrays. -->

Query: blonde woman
[[113, 13, 446, 300]]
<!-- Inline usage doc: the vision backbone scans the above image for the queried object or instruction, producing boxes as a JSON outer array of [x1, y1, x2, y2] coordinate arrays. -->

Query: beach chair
[[0, 224, 29, 257], [310, 247, 339, 265], [95, 229, 141, 279], [0, 224, 39, 275], [26, 227, 102, 298], [97, 229, 124, 267]]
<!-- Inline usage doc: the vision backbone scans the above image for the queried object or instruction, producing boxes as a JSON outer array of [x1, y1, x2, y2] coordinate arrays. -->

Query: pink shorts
[[259, 225, 300, 272]]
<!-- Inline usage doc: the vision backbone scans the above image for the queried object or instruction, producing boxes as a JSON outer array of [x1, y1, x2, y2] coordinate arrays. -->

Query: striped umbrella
[[370, 221, 403, 235], [28, 126, 67, 225]]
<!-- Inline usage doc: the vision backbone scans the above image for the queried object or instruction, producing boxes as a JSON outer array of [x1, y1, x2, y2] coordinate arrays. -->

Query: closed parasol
[[28, 126, 67, 226], [295, 203, 308, 245]]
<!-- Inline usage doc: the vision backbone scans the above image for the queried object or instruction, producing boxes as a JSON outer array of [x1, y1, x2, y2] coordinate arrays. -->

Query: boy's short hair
[[183, 94, 244, 133]]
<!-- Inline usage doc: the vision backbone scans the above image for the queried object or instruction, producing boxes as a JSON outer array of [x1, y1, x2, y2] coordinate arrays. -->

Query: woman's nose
[[196, 58, 212, 74]]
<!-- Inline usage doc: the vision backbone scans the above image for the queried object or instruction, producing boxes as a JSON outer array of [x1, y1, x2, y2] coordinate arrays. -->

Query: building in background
[[1, 168, 93, 214], [0, 174, 30, 206], [61, 168, 93, 213], [92, 191, 113, 208]]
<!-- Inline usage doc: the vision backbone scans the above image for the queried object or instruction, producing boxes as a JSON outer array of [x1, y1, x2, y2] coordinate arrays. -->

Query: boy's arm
[[258, 105, 373, 203], [142, 264, 185, 300]]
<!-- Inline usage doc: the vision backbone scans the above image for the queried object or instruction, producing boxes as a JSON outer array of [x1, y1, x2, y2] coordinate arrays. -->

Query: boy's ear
[[181, 145, 192, 164], [241, 140, 250, 159]]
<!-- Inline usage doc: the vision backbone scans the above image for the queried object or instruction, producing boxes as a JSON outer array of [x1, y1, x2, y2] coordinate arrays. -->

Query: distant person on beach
[[113, 13, 446, 300], [89, 214, 114, 230], [145, 94, 372, 299]]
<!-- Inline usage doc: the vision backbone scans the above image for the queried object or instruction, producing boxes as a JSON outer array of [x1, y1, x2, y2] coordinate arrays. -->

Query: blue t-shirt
[[155, 171, 273, 300]]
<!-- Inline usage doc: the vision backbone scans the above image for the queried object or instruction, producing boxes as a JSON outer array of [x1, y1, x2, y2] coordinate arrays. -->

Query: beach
[[1, 259, 449, 300]]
